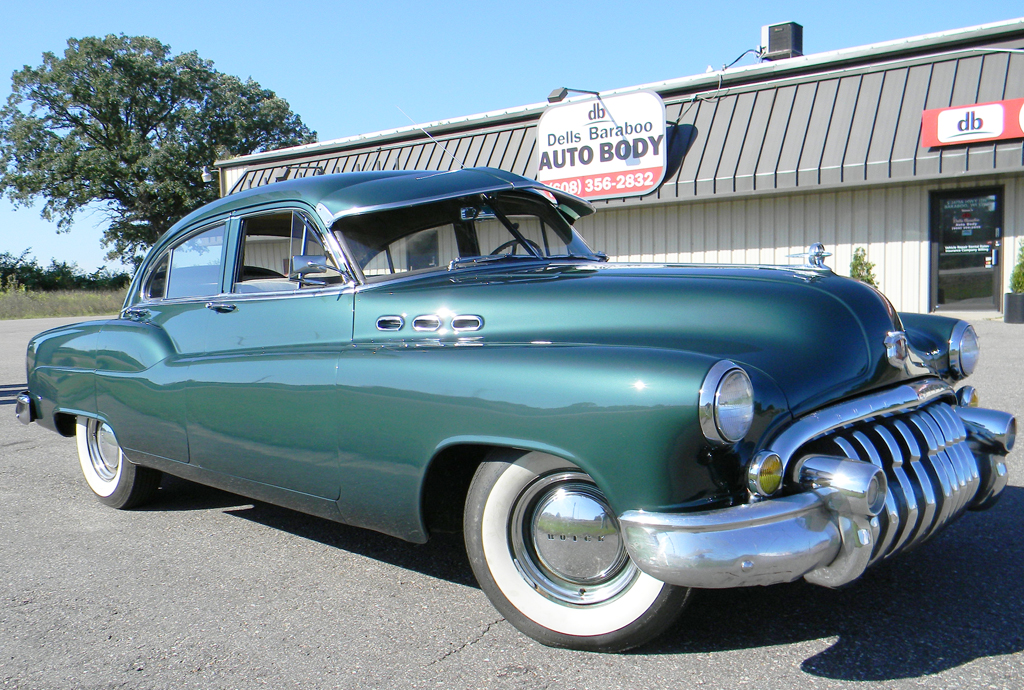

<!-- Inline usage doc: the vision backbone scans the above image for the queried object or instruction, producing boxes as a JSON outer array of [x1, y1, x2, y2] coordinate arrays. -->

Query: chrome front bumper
[[620, 393, 1015, 590]]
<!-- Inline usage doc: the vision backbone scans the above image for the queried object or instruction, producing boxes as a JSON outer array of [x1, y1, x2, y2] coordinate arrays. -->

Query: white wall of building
[[577, 174, 1024, 314]]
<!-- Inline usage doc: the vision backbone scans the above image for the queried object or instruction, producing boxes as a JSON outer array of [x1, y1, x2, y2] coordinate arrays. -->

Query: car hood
[[355, 262, 912, 417]]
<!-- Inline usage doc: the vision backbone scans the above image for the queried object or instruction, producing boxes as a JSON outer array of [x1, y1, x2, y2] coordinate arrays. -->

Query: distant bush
[[850, 247, 878, 288], [1011, 243, 1024, 294], [0, 249, 131, 292]]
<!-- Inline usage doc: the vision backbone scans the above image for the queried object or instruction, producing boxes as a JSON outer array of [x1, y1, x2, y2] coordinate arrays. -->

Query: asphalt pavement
[[1, 313, 1022, 690]]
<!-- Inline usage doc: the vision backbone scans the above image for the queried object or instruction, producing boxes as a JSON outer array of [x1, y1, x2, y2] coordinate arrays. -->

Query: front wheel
[[464, 450, 691, 651], [76, 417, 161, 509]]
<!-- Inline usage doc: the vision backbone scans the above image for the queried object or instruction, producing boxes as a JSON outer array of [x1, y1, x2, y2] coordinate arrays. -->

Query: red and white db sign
[[921, 98, 1024, 147], [537, 91, 667, 201]]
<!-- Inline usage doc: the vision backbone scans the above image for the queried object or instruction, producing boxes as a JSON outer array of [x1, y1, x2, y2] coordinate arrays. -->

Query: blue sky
[[2, 0, 1023, 271]]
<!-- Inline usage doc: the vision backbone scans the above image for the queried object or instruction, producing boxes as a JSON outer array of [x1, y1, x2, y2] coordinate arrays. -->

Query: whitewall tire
[[464, 449, 691, 651], [76, 417, 161, 509]]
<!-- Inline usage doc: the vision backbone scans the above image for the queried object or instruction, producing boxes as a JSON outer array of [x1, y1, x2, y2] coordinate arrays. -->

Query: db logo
[[937, 103, 1004, 143]]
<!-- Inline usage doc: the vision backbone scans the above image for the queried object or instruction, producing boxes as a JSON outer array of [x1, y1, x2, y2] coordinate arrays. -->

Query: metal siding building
[[216, 19, 1024, 314]]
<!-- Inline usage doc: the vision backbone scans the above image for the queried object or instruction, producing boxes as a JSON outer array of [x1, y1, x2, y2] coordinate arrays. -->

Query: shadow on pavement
[[139, 474, 255, 512], [0, 383, 26, 406], [641, 486, 1024, 680], [222, 495, 478, 589], [135, 464, 1023, 679]]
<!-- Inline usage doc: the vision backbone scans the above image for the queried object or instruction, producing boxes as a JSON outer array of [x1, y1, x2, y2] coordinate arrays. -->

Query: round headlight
[[699, 361, 755, 444], [950, 322, 980, 379]]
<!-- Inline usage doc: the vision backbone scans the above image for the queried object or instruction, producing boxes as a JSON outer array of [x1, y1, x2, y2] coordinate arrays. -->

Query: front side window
[[235, 211, 338, 292], [335, 191, 596, 282]]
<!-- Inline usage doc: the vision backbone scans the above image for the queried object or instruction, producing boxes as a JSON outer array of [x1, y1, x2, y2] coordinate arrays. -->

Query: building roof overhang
[[216, 17, 1024, 170]]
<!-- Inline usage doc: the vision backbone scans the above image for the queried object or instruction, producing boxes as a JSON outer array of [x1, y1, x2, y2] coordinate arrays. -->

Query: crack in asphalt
[[428, 617, 504, 666]]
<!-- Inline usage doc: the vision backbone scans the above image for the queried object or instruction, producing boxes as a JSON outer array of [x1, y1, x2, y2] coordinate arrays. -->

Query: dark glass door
[[930, 189, 1003, 311]]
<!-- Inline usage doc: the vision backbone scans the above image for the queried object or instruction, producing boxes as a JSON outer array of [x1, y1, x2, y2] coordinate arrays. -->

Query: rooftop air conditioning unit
[[761, 22, 803, 61]]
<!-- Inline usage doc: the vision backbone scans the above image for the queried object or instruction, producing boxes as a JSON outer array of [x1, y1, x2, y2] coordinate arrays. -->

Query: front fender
[[899, 312, 964, 381], [333, 343, 787, 542]]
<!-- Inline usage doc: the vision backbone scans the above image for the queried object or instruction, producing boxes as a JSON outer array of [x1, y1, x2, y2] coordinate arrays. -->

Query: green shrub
[[850, 247, 878, 288], [0, 250, 131, 292], [1011, 242, 1024, 294]]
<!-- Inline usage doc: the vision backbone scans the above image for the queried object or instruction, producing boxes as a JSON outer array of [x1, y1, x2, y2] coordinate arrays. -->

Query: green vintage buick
[[16, 167, 1016, 651]]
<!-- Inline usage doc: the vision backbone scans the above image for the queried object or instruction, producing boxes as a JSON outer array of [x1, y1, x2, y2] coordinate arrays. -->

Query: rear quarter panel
[[26, 321, 106, 432]]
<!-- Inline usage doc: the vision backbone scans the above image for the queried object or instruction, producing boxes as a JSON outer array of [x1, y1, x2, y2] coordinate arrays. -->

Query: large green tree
[[0, 35, 316, 265]]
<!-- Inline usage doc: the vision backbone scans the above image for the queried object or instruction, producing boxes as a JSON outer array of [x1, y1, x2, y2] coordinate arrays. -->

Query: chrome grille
[[797, 401, 979, 564]]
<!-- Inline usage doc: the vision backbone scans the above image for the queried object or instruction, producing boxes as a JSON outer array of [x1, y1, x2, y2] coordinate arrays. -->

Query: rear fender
[[26, 320, 108, 432]]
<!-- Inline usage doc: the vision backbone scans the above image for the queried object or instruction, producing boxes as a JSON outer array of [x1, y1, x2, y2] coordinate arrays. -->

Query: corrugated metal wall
[[577, 173, 1024, 313], [643, 49, 1024, 203], [222, 49, 1024, 204]]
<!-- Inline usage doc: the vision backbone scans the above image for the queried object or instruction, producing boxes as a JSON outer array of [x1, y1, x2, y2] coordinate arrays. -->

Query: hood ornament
[[788, 242, 832, 269], [884, 331, 909, 369]]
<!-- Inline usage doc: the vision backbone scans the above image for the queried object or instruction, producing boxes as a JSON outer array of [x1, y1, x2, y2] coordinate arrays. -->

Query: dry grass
[[0, 289, 127, 320]]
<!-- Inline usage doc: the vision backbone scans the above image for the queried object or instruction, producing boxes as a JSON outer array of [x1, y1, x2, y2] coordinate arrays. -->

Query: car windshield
[[333, 191, 597, 282]]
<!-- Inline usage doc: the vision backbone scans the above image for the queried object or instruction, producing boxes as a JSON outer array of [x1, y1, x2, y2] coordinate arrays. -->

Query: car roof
[[170, 167, 594, 234]]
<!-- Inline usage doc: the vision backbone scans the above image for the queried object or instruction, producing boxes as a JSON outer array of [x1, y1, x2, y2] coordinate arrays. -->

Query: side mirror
[[291, 255, 328, 276], [290, 255, 344, 286]]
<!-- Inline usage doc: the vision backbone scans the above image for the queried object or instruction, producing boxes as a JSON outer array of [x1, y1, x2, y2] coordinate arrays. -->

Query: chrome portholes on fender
[[377, 313, 483, 333], [464, 450, 691, 652], [75, 417, 162, 509], [376, 315, 405, 331], [412, 315, 442, 331], [451, 315, 483, 332]]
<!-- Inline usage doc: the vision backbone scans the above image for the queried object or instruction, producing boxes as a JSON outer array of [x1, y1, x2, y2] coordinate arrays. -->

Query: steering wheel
[[490, 238, 542, 256]]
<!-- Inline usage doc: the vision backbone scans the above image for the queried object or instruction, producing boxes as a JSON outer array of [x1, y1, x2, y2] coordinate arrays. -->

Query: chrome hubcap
[[510, 471, 637, 605], [90, 421, 121, 482]]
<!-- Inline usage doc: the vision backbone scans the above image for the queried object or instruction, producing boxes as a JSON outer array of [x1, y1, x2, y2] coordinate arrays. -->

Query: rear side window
[[144, 223, 226, 300]]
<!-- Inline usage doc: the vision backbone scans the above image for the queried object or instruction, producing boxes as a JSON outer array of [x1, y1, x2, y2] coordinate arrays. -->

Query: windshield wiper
[[448, 254, 543, 271]]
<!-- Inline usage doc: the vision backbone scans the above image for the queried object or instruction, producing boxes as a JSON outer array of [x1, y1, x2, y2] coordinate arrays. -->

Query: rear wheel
[[464, 450, 691, 651], [76, 417, 161, 509]]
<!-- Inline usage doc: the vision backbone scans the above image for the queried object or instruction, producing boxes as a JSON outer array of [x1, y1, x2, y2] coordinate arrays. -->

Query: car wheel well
[[54, 412, 77, 437], [421, 444, 499, 536]]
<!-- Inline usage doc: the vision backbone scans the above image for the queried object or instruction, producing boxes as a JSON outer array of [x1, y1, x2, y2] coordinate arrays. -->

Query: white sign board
[[536, 90, 667, 201]]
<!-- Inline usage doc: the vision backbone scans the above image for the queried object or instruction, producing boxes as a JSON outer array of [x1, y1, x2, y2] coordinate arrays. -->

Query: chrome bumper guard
[[14, 391, 34, 425], [620, 386, 1015, 590]]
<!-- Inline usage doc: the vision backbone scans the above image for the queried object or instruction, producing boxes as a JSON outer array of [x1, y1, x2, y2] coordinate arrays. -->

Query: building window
[[930, 188, 1003, 312]]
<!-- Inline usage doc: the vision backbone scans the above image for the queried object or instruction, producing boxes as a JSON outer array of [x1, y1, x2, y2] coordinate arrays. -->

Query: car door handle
[[205, 302, 237, 313]]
